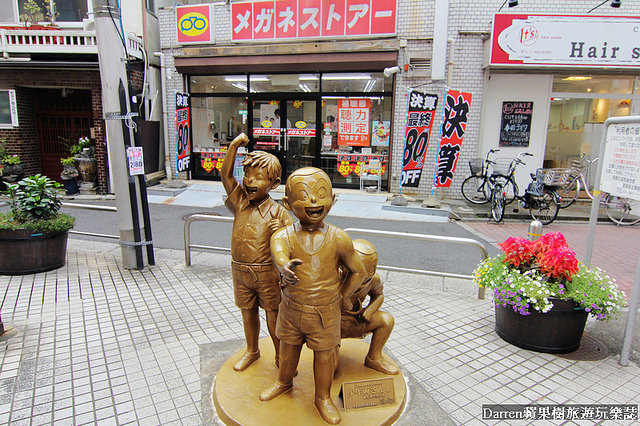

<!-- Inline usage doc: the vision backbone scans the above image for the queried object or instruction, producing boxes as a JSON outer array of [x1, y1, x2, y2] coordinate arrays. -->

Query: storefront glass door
[[285, 99, 316, 173], [251, 97, 318, 178]]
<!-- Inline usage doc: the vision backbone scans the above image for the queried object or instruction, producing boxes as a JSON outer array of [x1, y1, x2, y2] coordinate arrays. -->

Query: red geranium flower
[[531, 232, 568, 257], [538, 246, 579, 281], [498, 237, 534, 268]]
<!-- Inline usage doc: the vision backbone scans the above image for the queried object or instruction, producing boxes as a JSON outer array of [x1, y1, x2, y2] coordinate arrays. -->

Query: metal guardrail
[[182, 214, 488, 299], [62, 202, 119, 240], [344, 228, 488, 299], [183, 214, 234, 266]]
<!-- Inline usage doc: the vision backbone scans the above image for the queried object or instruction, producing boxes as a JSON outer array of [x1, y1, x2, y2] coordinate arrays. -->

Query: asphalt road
[[53, 200, 499, 276]]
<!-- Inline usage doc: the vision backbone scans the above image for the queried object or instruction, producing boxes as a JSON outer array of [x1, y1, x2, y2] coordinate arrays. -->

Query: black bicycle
[[517, 169, 562, 225], [461, 150, 531, 206]]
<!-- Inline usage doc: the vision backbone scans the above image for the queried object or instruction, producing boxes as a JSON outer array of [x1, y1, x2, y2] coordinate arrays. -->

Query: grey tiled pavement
[[1, 239, 640, 425]]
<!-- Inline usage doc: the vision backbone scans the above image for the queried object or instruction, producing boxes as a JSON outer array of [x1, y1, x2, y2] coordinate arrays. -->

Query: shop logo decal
[[520, 25, 538, 45], [179, 12, 208, 37], [177, 5, 212, 44], [295, 121, 307, 129]]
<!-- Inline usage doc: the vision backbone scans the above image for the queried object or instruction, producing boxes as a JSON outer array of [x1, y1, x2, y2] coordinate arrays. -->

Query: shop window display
[[191, 96, 248, 179], [545, 75, 637, 187], [188, 73, 393, 188], [321, 96, 391, 188]]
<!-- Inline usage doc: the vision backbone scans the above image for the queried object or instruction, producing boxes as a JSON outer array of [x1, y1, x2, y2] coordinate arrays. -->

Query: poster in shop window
[[401, 90, 438, 188], [176, 92, 191, 173], [434, 89, 473, 188], [338, 98, 370, 147], [499, 101, 533, 147]]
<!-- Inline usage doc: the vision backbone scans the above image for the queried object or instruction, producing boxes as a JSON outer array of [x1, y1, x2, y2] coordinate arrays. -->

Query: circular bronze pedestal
[[212, 338, 406, 425]]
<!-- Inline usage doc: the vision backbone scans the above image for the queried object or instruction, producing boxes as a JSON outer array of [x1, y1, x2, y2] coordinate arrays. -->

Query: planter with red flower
[[474, 232, 627, 353]]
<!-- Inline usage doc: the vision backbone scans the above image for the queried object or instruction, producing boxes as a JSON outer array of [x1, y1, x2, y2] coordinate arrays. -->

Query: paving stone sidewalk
[[1, 241, 639, 425]]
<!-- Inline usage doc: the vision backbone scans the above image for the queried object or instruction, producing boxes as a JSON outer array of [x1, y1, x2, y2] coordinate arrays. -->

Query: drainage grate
[[557, 333, 610, 361]]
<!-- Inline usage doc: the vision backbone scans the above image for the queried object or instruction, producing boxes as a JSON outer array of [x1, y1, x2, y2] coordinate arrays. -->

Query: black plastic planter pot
[[0, 229, 68, 275], [495, 298, 588, 354]]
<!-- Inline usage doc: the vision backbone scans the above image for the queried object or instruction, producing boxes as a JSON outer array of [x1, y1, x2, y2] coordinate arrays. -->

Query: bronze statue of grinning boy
[[260, 167, 367, 425]]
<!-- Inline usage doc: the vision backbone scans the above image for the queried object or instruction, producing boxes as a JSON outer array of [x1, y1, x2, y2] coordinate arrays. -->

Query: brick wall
[[0, 69, 107, 193]]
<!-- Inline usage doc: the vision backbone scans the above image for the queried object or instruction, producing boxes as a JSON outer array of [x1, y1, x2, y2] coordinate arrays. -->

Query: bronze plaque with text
[[341, 378, 396, 410]]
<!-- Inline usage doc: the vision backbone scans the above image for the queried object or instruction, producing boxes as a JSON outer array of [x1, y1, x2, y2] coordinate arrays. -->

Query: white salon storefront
[[480, 14, 640, 189]]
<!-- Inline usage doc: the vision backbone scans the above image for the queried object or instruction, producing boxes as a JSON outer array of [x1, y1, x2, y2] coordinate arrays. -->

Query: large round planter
[[494, 298, 588, 354], [0, 229, 68, 275], [62, 178, 80, 195]]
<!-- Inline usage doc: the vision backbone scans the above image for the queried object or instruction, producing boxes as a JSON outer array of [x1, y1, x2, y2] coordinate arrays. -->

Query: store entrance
[[251, 96, 319, 179]]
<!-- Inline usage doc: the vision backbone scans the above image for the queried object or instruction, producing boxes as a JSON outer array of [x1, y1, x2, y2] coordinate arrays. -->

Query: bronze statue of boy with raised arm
[[259, 167, 367, 425], [221, 134, 292, 372]]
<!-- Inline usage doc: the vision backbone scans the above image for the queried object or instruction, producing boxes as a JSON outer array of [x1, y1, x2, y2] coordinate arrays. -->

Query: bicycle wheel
[[493, 176, 518, 205], [529, 190, 559, 225], [556, 179, 580, 209], [461, 176, 489, 204], [491, 184, 506, 223], [604, 195, 640, 226]]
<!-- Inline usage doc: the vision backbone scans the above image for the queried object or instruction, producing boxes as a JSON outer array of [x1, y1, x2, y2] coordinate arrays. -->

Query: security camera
[[383, 66, 401, 77]]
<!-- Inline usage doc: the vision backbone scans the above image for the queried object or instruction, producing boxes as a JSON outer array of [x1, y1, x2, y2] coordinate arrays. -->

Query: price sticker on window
[[127, 147, 145, 176]]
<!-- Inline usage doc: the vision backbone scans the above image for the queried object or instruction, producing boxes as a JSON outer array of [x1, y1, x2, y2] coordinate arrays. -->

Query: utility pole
[[93, 0, 150, 269]]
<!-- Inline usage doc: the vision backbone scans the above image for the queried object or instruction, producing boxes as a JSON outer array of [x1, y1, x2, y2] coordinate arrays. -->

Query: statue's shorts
[[276, 294, 341, 351], [340, 315, 370, 339], [231, 260, 281, 311]]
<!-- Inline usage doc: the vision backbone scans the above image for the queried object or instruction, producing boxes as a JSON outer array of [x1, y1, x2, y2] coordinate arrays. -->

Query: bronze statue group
[[221, 134, 397, 425]]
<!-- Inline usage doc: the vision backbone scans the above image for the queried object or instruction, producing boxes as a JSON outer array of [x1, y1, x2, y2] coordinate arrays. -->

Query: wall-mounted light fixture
[[498, 0, 518, 11], [588, 0, 621, 12], [383, 66, 401, 77]]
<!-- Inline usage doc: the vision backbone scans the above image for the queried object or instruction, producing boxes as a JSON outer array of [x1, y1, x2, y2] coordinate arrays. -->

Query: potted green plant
[[73, 136, 97, 191], [60, 157, 79, 195], [474, 232, 627, 353], [0, 139, 24, 190], [0, 174, 75, 274]]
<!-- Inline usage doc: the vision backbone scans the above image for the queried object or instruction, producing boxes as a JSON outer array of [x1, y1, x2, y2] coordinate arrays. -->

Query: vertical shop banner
[[401, 90, 438, 188], [231, 0, 396, 41], [434, 89, 472, 188], [338, 98, 370, 146], [176, 92, 191, 173], [176, 5, 213, 44]]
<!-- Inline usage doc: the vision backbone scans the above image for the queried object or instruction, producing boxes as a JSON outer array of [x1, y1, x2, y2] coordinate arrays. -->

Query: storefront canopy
[[174, 51, 398, 75]]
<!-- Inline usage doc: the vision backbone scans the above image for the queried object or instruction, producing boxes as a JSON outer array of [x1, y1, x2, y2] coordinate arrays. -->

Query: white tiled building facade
[[158, 0, 640, 199]]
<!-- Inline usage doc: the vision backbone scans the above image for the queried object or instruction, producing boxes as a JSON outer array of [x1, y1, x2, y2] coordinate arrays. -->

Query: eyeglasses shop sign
[[491, 14, 640, 67]]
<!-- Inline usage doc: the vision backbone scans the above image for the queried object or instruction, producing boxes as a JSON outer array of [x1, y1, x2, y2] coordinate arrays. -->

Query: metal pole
[[527, 220, 543, 241], [128, 79, 155, 265], [582, 116, 640, 366], [620, 256, 640, 366], [118, 80, 144, 269], [93, 0, 148, 269]]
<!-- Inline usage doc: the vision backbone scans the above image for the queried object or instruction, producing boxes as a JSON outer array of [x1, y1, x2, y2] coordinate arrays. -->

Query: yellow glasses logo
[[179, 12, 208, 37]]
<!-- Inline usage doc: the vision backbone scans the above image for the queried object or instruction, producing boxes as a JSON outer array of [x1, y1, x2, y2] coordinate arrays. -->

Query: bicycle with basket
[[555, 153, 640, 226], [519, 167, 564, 225], [461, 149, 523, 206]]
